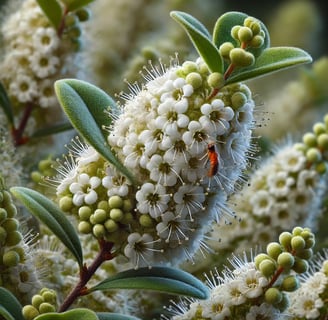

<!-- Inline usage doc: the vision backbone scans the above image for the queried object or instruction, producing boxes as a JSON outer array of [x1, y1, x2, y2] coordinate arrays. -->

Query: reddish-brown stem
[[12, 102, 34, 146], [57, 6, 69, 37], [266, 265, 285, 288], [59, 240, 114, 312]]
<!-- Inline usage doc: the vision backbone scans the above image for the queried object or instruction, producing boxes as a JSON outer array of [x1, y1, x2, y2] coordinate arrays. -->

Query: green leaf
[[64, 0, 95, 12], [31, 122, 74, 138], [225, 47, 313, 85], [10, 187, 83, 267], [0, 81, 14, 126], [0, 287, 24, 320], [170, 11, 223, 73], [0, 306, 15, 320], [88, 266, 209, 299], [97, 313, 141, 320], [54, 79, 135, 184], [213, 11, 270, 59], [36, 0, 63, 29], [35, 308, 98, 320]]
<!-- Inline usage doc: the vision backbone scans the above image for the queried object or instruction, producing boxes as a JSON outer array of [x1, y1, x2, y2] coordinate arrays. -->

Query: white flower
[[267, 171, 295, 197], [136, 183, 170, 218], [102, 167, 130, 197], [32, 27, 60, 53], [297, 169, 319, 191], [182, 120, 208, 155], [29, 51, 59, 78], [278, 148, 307, 173], [302, 271, 327, 295], [9, 73, 37, 103], [270, 202, 294, 228], [246, 303, 279, 320], [201, 293, 231, 320], [290, 293, 324, 319], [223, 279, 247, 306], [249, 190, 274, 216]]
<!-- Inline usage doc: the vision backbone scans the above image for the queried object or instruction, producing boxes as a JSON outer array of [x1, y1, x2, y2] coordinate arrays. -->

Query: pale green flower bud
[[238, 26, 253, 42], [254, 253, 271, 269], [93, 224, 106, 238], [39, 302, 56, 314], [78, 221, 92, 234], [231, 92, 247, 109], [207, 72, 224, 89], [104, 219, 118, 233], [281, 275, 299, 291], [277, 252, 295, 269], [78, 206, 92, 221], [22, 305, 39, 320], [2, 250, 20, 267], [0, 208, 7, 221], [97, 200, 109, 211], [250, 35, 264, 48], [122, 199, 133, 212], [186, 72, 203, 89], [108, 195, 124, 209], [6, 230, 23, 246], [297, 248, 313, 260], [93, 209, 107, 223], [306, 147, 322, 163], [229, 48, 255, 67], [76, 8, 91, 22], [2, 218, 19, 231], [317, 133, 328, 148], [302, 132, 317, 147], [59, 196, 73, 212], [231, 25, 241, 40], [31, 295, 44, 309], [139, 215, 154, 227], [292, 257, 308, 273], [219, 42, 235, 59], [265, 287, 283, 304], [266, 242, 283, 260], [109, 208, 124, 222], [292, 226, 304, 236], [291, 235, 306, 251], [259, 259, 276, 277]]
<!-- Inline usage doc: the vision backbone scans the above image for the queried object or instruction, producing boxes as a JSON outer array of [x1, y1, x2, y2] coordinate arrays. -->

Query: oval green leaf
[[10, 186, 83, 267], [54, 79, 135, 184], [65, 0, 95, 12], [36, 0, 62, 29], [0, 306, 15, 320], [170, 11, 223, 73], [0, 81, 14, 126], [88, 266, 209, 300], [0, 287, 24, 320], [31, 122, 74, 138], [213, 11, 270, 59], [97, 313, 141, 320], [225, 47, 313, 85], [35, 308, 98, 320]]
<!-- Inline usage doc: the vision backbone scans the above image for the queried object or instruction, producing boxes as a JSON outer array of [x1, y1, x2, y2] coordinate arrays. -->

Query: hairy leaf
[[0, 287, 24, 320], [35, 308, 98, 320], [225, 47, 313, 84], [88, 266, 209, 299], [36, 0, 62, 29], [54, 79, 135, 184], [10, 187, 83, 267], [97, 313, 141, 320], [0, 82, 14, 126], [170, 11, 223, 73]]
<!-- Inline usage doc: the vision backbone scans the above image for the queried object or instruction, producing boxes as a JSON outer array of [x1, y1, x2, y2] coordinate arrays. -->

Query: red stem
[[12, 102, 34, 146], [57, 6, 69, 37], [59, 240, 114, 312]]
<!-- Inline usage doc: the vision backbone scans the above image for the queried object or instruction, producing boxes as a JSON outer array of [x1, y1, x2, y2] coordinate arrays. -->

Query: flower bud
[[31, 295, 44, 309], [109, 208, 124, 222], [292, 226, 304, 236], [186, 72, 203, 89], [292, 257, 309, 273], [2, 218, 19, 231], [0, 208, 7, 221], [59, 196, 73, 212], [277, 252, 295, 269], [306, 147, 322, 163], [231, 92, 247, 109], [42, 290, 57, 304], [238, 26, 253, 42], [266, 242, 283, 260], [231, 25, 241, 40], [104, 219, 118, 233], [5, 203, 17, 218], [6, 230, 23, 246], [259, 259, 276, 277], [207, 72, 224, 89], [219, 42, 235, 59], [78, 221, 92, 234], [78, 206, 92, 221], [22, 305, 39, 320], [291, 235, 305, 251], [76, 8, 91, 22], [229, 48, 254, 67], [108, 195, 124, 209], [139, 214, 154, 227], [93, 224, 106, 238], [279, 231, 292, 248], [302, 132, 317, 147], [39, 302, 56, 314], [281, 275, 299, 292], [264, 287, 283, 304], [250, 35, 264, 48], [2, 250, 20, 267], [93, 209, 107, 223], [254, 253, 271, 269], [297, 248, 313, 260]]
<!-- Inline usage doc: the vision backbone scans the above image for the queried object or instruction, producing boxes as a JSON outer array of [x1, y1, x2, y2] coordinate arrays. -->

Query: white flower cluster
[[210, 144, 324, 255], [0, 0, 80, 108], [286, 250, 328, 319], [56, 58, 255, 267], [167, 255, 280, 320]]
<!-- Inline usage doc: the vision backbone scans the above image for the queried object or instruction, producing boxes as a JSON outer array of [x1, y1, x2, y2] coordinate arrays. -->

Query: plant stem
[[59, 240, 114, 312], [12, 102, 34, 146]]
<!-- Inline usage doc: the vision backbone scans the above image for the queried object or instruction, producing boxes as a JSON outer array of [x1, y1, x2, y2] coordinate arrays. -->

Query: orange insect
[[207, 143, 219, 177]]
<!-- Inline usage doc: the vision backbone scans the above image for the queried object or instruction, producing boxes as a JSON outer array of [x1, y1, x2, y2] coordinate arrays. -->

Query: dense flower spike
[[55, 57, 255, 267]]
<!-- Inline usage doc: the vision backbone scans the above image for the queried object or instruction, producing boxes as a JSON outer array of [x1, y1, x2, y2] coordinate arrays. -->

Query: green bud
[[264, 287, 283, 304], [302, 132, 317, 147], [121, 212, 134, 224], [139, 214, 154, 227], [31, 171, 42, 183], [317, 133, 328, 148], [207, 72, 225, 89], [293, 142, 307, 153], [315, 161, 327, 174], [5, 203, 17, 218], [182, 61, 198, 74], [109, 208, 124, 222], [292, 257, 309, 273], [254, 253, 271, 269], [2, 218, 19, 231], [31, 295, 44, 309], [292, 227, 304, 236], [42, 290, 57, 304], [0, 226, 7, 244], [104, 219, 118, 233], [238, 26, 253, 42], [12, 246, 25, 260], [93, 224, 106, 238], [2, 191, 13, 207], [231, 92, 247, 109], [281, 275, 299, 292], [6, 230, 23, 246], [300, 229, 312, 240], [122, 199, 133, 212], [38, 159, 52, 172], [78, 221, 92, 234], [291, 235, 306, 251], [322, 261, 328, 275], [97, 200, 109, 211], [67, 25, 82, 39], [266, 242, 283, 260], [186, 72, 203, 89], [313, 122, 326, 135], [219, 42, 235, 59], [277, 252, 295, 269], [279, 231, 293, 248], [297, 248, 313, 260], [59, 196, 73, 212], [22, 305, 40, 320], [249, 35, 264, 48], [3, 250, 20, 267], [64, 13, 78, 27], [108, 195, 124, 209], [275, 292, 290, 312], [231, 25, 241, 40], [0, 208, 7, 221], [78, 206, 92, 221], [229, 48, 254, 67], [249, 21, 261, 35], [306, 147, 322, 163], [76, 8, 91, 22], [39, 302, 56, 314], [304, 237, 315, 249], [259, 259, 276, 277], [93, 209, 107, 223]]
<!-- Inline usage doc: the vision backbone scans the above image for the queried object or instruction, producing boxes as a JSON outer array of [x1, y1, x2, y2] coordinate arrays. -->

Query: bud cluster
[[254, 227, 315, 310], [219, 16, 266, 68], [22, 288, 57, 320]]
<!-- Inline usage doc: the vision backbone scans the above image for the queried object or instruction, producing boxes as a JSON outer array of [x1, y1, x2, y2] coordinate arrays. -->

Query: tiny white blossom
[[32, 27, 60, 53], [29, 51, 59, 78]]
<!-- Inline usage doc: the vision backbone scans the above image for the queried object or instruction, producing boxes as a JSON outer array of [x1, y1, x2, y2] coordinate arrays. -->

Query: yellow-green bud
[[108, 195, 123, 209], [93, 224, 106, 238], [76, 8, 91, 22], [38, 159, 52, 172], [39, 302, 56, 314], [250, 35, 264, 48], [238, 26, 253, 42], [313, 122, 326, 135], [322, 261, 328, 275], [0, 226, 7, 244], [254, 253, 271, 269], [306, 147, 322, 163], [293, 143, 307, 154], [182, 61, 198, 74], [259, 259, 276, 277], [297, 248, 313, 260], [292, 227, 304, 236], [229, 48, 254, 67], [6, 230, 23, 246], [207, 72, 224, 89], [31, 295, 44, 309], [12, 246, 25, 260], [59, 196, 73, 212], [78, 206, 92, 221], [97, 200, 109, 211], [317, 133, 328, 148], [2, 191, 12, 207], [231, 25, 241, 40], [315, 161, 327, 174], [31, 171, 42, 183], [302, 132, 317, 147], [279, 231, 292, 248], [264, 287, 283, 304], [78, 221, 92, 234], [42, 290, 56, 304], [22, 305, 40, 320], [139, 214, 154, 227], [304, 237, 315, 249], [104, 219, 118, 233], [219, 42, 235, 59], [2, 250, 20, 267], [266, 242, 283, 260], [0, 208, 7, 221], [300, 229, 312, 240], [275, 292, 289, 312], [109, 208, 124, 222], [93, 209, 107, 223], [67, 25, 82, 39], [2, 218, 19, 231], [281, 275, 299, 292], [277, 252, 295, 269], [5, 203, 17, 218], [292, 257, 309, 274], [64, 13, 78, 27], [121, 212, 133, 224], [186, 72, 203, 89], [123, 199, 133, 212], [249, 21, 261, 35], [231, 92, 247, 109], [291, 236, 306, 251]]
